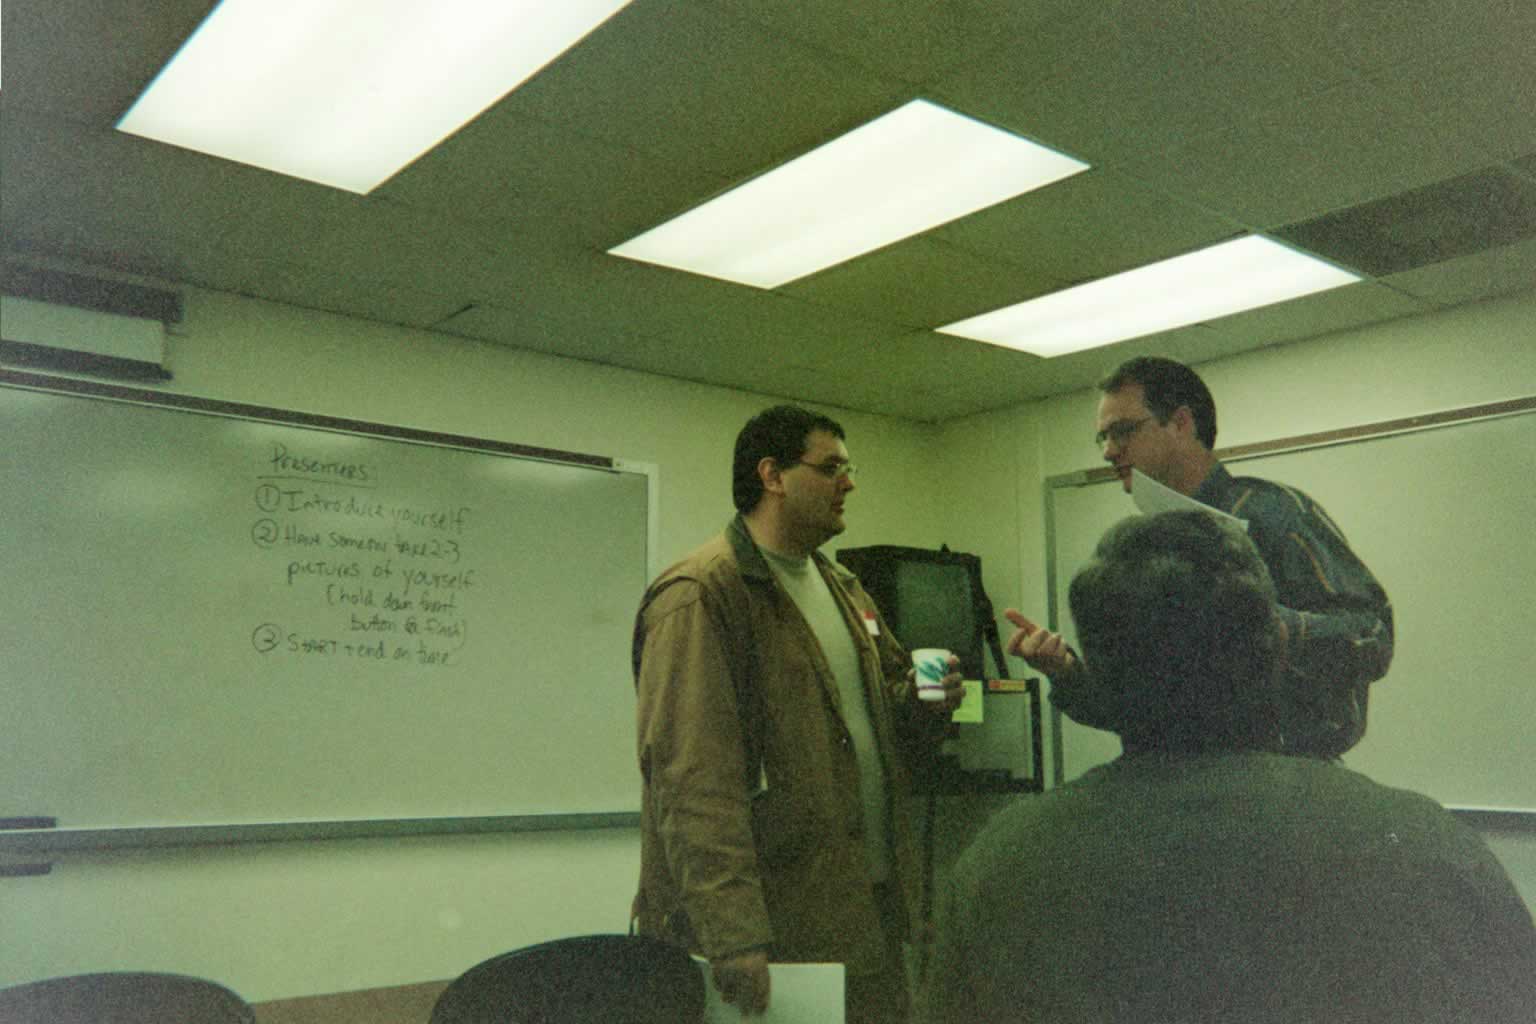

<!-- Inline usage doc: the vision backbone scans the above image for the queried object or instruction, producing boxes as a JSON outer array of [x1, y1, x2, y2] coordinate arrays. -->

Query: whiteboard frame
[[0, 368, 654, 856]]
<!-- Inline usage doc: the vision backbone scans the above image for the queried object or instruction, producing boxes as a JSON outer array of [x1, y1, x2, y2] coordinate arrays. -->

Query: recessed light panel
[[608, 99, 1089, 288], [117, 0, 633, 194], [937, 235, 1361, 357]]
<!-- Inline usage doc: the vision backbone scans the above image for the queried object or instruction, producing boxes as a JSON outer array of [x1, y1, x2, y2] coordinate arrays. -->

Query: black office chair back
[[0, 971, 254, 1024], [431, 933, 705, 1024]]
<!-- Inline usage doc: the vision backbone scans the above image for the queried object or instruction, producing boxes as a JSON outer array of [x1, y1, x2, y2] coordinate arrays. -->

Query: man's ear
[[757, 456, 785, 497], [1169, 405, 1196, 439]]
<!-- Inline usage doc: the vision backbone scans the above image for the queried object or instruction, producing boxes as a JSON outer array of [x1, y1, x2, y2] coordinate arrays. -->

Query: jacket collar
[[727, 514, 855, 583], [1190, 460, 1235, 508]]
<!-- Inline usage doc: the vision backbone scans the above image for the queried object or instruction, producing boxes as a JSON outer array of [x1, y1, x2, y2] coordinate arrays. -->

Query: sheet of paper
[[951, 679, 984, 724], [1130, 468, 1248, 531], [699, 961, 845, 1023]]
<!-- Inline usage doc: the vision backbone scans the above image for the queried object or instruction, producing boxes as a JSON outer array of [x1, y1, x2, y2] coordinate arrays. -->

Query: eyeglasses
[[1094, 416, 1156, 449], [796, 460, 857, 480]]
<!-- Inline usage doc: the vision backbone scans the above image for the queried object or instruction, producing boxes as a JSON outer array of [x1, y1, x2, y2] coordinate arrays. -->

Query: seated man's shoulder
[[1057, 754, 1449, 828], [1236, 754, 1481, 845], [963, 763, 1124, 855]]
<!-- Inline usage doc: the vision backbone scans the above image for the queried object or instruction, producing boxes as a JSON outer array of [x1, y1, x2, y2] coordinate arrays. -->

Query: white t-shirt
[[761, 547, 893, 882]]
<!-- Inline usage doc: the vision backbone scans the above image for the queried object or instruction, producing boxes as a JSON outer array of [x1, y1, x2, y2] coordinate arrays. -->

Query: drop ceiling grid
[[3, 0, 1534, 421]]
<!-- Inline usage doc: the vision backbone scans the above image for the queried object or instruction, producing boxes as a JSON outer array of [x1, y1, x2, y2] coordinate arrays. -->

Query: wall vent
[[1274, 166, 1536, 277], [1, 266, 178, 381]]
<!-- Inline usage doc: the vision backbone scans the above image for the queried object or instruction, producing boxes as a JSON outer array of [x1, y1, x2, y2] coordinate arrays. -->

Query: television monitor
[[835, 545, 989, 681]]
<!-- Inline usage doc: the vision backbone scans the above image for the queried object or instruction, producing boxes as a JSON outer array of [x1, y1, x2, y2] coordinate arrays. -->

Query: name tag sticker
[[862, 610, 880, 636]]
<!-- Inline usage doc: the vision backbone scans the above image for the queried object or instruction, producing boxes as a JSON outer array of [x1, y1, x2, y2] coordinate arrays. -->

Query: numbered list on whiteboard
[[247, 443, 474, 669]]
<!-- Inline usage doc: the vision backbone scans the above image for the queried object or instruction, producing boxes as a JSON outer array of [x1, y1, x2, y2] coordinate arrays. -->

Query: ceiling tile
[[755, 295, 935, 359], [711, 0, 1087, 84], [379, 107, 734, 249], [2, 0, 215, 123], [497, 0, 909, 182], [783, 239, 1064, 328], [443, 299, 883, 425], [931, 171, 1241, 285], [931, 18, 1185, 164], [793, 329, 991, 422], [1121, 76, 1481, 228], [435, 300, 670, 370], [439, 248, 915, 378], [931, 1, 1354, 168], [1, 110, 268, 254], [0, 103, 51, 228], [1039, 5, 1313, 147], [1262, 0, 1535, 76], [1201, 281, 1430, 348], [1161, 1, 1363, 111], [218, 191, 544, 302], [1371, 41, 1536, 167], [176, 251, 472, 331], [479, 250, 826, 351], [799, 378, 936, 424], [1382, 238, 1536, 307]]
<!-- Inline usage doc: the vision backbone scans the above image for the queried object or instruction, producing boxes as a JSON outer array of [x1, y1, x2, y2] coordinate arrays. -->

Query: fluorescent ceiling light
[[117, 0, 633, 194], [608, 99, 1089, 289], [937, 235, 1361, 358]]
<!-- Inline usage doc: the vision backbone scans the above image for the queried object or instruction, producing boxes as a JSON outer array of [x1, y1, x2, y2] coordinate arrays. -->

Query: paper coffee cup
[[912, 648, 953, 702]]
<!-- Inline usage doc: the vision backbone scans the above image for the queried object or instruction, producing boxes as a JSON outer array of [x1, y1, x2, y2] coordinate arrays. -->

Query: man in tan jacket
[[633, 404, 961, 1022]]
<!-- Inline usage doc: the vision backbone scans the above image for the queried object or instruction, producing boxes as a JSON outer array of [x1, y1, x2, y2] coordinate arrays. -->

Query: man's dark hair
[[1099, 356, 1218, 449], [1069, 510, 1282, 753], [732, 405, 846, 513]]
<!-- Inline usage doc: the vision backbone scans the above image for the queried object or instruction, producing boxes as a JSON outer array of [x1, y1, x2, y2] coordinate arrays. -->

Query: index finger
[[1004, 608, 1039, 634]]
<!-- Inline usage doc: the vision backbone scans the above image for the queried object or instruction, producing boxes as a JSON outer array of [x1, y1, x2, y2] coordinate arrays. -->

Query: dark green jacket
[[924, 752, 1536, 1024]]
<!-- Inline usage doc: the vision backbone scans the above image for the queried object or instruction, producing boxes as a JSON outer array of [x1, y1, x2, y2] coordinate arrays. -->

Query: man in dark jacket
[[1008, 355, 1392, 758]]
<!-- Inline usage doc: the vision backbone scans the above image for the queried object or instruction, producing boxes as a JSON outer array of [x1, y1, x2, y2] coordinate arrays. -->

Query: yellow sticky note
[[951, 679, 984, 724]]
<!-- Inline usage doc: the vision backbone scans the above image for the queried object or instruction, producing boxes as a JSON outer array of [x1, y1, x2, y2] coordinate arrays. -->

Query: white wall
[[2, 280, 947, 1001]]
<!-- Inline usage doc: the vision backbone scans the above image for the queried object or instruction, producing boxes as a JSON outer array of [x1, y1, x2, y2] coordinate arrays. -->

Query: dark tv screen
[[890, 559, 979, 660]]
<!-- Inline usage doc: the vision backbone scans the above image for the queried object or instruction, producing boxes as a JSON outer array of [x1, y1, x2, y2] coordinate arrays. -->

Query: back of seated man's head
[[1069, 510, 1284, 754]]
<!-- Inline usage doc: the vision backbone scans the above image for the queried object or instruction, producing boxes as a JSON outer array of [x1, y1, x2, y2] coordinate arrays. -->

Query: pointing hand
[[1004, 609, 1077, 676]]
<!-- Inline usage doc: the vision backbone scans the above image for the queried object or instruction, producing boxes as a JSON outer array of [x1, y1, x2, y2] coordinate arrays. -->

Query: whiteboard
[[0, 371, 651, 830], [1048, 409, 1536, 810]]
